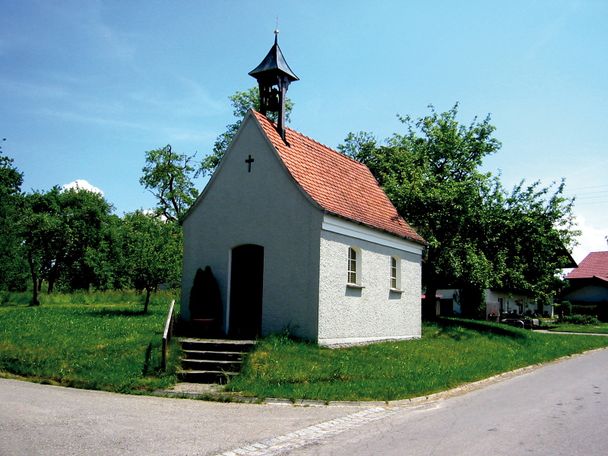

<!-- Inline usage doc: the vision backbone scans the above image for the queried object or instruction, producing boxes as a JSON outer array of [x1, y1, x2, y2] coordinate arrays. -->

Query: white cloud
[[572, 215, 607, 263], [62, 179, 104, 196]]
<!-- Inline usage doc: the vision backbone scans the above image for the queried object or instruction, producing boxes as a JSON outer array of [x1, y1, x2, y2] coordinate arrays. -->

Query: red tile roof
[[251, 110, 425, 244], [566, 251, 608, 282]]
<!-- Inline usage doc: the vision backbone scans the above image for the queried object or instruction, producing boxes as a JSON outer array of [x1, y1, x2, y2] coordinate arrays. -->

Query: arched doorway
[[229, 244, 264, 338]]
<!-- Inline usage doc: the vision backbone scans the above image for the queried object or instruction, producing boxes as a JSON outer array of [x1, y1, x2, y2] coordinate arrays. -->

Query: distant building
[[435, 288, 550, 318], [563, 251, 608, 319]]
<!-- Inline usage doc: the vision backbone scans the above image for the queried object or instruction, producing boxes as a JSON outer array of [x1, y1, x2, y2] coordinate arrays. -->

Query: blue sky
[[1, 0, 606, 261]]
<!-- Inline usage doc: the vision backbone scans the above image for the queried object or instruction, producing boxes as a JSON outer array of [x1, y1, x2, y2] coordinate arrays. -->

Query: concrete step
[[181, 358, 242, 372], [182, 349, 244, 361], [177, 369, 237, 384], [177, 338, 256, 384], [179, 338, 256, 353]]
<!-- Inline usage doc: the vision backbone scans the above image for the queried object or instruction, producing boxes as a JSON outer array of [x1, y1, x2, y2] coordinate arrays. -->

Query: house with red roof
[[181, 36, 425, 345], [563, 251, 608, 319]]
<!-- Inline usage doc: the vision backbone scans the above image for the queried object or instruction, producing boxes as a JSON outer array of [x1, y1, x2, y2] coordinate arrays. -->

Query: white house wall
[[485, 290, 537, 316], [181, 115, 323, 340], [317, 227, 422, 346]]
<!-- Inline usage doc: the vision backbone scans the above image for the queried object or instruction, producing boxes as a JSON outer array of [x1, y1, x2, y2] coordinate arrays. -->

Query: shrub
[[560, 314, 600, 325], [559, 300, 572, 316]]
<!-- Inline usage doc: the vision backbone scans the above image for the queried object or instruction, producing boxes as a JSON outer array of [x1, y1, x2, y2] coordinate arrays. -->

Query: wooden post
[[161, 299, 176, 371]]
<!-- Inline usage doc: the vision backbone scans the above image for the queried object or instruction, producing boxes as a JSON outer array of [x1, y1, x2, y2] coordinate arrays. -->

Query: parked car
[[500, 316, 541, 329]]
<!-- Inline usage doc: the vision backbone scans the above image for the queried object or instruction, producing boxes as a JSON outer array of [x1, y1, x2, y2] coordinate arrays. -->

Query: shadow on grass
[[142, 342, 153, 376], [435, 317, 529, 339], [85, 308, 149, 318]]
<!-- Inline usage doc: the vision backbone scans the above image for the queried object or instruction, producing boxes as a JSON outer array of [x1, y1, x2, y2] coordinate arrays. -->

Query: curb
[[153, 347, 608, 408]]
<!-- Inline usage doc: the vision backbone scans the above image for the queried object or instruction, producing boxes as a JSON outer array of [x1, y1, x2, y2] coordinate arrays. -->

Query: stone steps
[[177, 338, 256, 384]]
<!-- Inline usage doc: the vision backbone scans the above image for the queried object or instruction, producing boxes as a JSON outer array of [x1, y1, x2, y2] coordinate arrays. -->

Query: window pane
[[390, 256, 398, 289], [348, 248, 358, 284]]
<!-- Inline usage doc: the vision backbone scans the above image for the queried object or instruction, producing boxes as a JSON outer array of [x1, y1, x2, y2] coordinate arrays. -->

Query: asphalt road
[[1, 348, 607, 455], [289, 347, 608, 456]]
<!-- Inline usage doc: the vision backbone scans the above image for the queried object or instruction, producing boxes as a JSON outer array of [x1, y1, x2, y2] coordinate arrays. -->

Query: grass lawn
[[546, 323, 608, 334], [227, 319, 608, 402], [0, 291, 178, 393]]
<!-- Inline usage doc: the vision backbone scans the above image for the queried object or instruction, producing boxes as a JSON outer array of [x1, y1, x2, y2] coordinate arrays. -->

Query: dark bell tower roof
[[249, 34, 299, 82]]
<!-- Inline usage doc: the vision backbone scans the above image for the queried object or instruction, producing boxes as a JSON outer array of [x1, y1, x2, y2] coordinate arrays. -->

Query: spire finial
[[274, 17, 279, 44]]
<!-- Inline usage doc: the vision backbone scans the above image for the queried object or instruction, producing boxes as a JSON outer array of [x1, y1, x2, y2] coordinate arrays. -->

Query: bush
[[559, 300, 572, 316], [560, 314, 600, 325]]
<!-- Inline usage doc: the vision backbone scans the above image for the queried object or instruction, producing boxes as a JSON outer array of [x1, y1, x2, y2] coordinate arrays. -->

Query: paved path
[[0, 379, 363, 455], [534, 329, 608, 336], [1, 348, 607, 455]]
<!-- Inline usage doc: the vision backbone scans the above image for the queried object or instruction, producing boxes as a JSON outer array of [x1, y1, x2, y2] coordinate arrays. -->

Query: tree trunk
[[47, 263, 60, 294], [28, 254, 40, 307], [143, 287, 151, 314]]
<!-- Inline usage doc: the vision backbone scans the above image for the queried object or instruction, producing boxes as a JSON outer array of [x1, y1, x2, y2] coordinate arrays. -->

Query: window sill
[[389, 288, 404, 294], [346, 283, 365, 289]]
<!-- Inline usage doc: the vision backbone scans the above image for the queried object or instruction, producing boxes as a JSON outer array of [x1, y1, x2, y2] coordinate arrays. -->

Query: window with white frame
[[390, 256, 401, 290], [347, 247, 360, 285]]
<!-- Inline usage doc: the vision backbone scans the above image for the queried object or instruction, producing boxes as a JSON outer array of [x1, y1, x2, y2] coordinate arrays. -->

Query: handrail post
[[161, 299, 176, 371]]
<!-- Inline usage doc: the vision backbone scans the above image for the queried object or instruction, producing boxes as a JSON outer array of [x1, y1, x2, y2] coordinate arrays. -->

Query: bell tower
[[249, 30, 299, 142]]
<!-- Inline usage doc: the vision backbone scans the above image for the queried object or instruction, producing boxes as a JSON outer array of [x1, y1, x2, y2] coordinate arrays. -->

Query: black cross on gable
[[245, 154, 255, 172]]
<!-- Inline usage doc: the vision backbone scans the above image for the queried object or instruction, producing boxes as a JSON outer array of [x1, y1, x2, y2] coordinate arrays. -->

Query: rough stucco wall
[[181, 115, 322, 340], [317, 229, 421, 345]]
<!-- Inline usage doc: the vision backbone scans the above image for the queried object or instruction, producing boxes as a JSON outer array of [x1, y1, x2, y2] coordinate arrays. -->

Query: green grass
[[0, 291, 179, 393], [547, 323, 608, 334], [227, 319, 608, 402]]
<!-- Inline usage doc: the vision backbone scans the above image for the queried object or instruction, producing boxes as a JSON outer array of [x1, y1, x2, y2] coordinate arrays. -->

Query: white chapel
[[181, 35, 425, 345]]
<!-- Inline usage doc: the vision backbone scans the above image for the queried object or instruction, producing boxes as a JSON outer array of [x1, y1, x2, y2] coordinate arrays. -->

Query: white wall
[[317, 225, 422, 346], [182, 115, 323, 340], [486, 290, 535, 316]]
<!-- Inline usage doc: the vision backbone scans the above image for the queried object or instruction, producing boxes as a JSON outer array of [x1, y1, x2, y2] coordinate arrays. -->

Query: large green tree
[[340, 104, 576, 317], [20, 187, 113, 303], [479, 178, 577, 308], [0, 152, 27, 291], [84, 214, 130, 291]]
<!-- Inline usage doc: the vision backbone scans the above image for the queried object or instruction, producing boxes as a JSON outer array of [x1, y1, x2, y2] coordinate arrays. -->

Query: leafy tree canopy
[[340, 103, 577, 316], [20, 187, 113, 304], [0, 152, 27, 291], [120, 211, 182, 312], [140, 144, 199, 223]]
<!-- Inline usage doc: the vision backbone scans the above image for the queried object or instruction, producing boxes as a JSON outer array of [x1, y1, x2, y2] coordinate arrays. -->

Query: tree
[[140, 145, 199, 223], [20, 187, 113, 303], [84, 214, 129, 291], [56, 188, 113, 291], [0, 152, 27, 291], [20, 190, 63, 305], [340, 104, 577, 317], [199, 86, 293, 176], [120, 211, 182, 313], [481, 178, 578, 306]]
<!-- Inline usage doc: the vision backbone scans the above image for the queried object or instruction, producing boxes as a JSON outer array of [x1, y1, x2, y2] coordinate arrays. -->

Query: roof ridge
[[252, 110, 367, 168]]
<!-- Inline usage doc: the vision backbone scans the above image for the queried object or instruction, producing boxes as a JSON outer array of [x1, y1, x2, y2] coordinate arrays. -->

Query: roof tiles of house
[[251, 110, 425, 245], [566, 251, 608, 282]]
